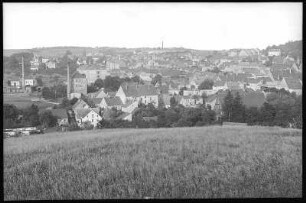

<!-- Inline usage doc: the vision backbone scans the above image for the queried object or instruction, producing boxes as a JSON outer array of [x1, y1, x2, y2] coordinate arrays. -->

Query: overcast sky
[[3, 3, 302, 50]]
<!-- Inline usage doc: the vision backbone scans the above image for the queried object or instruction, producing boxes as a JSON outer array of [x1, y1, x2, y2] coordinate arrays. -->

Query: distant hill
[[3, 49, 31, 57], [3, 46, 215, 58], [265, 40, 302, 59]]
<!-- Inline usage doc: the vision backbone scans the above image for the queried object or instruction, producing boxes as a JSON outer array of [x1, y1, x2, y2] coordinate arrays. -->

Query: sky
[[3, 3, 303, 50]]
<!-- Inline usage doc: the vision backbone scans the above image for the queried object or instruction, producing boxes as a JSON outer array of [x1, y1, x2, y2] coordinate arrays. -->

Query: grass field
[[4, 94, 54, 110], [4, 126, 302, 199]]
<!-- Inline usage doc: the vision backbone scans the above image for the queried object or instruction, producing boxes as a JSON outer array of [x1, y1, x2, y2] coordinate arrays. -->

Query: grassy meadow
[[3, 94, 54, 110], [4, 126, 302, 199]]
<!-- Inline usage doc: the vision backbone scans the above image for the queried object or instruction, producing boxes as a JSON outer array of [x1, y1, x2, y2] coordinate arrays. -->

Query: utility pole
[[67, 63, 70, 99], [21, 56, 25, 91]]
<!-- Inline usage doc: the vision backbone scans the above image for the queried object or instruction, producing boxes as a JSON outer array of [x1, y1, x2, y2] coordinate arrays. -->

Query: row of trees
[[97, 102, 219, 129], [3, 104, 58, 129], [221, 90, 302, 128], [88, 75, 144, 93]]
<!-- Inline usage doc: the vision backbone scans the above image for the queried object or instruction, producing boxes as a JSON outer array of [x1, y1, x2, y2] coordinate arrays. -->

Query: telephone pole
[[67, 63, 70, 99], [21, 56, 25, 91]]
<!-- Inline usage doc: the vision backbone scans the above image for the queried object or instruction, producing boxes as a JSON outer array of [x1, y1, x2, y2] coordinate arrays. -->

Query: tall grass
[[4, 126, 302, 199]]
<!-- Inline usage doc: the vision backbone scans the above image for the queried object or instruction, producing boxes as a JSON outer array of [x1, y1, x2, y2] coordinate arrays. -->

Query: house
[[213, 80, 227, 91], [10, 80, 21, 88], [225, 81, 243, 90], [282, 77, 302, 95], [139, 72, 153, 82], [106, 60, 120, 70], [272, 56, 284, 65], [50, 109, 69, 126], [24, 79, 36, 86], [71, 71, 87, 96], [245, 78, 263, 91], [92, 98, 103, 108], [122, 99, 139, 113], [116, 83, 159, 107], [179, 95, 203, 107], [77, 65, 110, 84], [30, 66, 39, 71], [74, 108, 102, 127], [72, 99, 90, 110], [116, 112, 133, 121], [160, 94, 172, 108], [46, 61, 56, 69], [268, 49, 281, 57], [100, 96, 123, 110], [41, 58, 49, 63]]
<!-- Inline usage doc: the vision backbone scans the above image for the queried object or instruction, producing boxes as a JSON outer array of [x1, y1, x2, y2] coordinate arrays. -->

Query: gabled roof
[[72, 99, 89, 109], [121, 83, 158, 97], [50, 109, 68, 119], [92, 98, 103, 105], [226, 81, 242, 90], [214, 80, 226, 87], [104, 96, 123, 106], [284, 77, 302, 89], [71, 71, 86, 79], [246, 78, 262, 84], [74, 108, 91, 119]]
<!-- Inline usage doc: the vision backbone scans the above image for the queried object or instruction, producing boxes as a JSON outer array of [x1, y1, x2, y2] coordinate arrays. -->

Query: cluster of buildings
[[5, 46, 302, 129]]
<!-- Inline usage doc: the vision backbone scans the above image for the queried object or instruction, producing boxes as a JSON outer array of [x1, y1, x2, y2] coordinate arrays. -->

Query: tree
[[39, 110, 57, 128], [232, 92, 245, 122], [222, 90, 234, 122], [245, 107, 260, 125], [22, 104, 40, 127], [87, 84, 98, 93], [170, 96, 178, 108], [70, 97, 79, 106], [104, 76, 121, 92], [198, 79, 214, 90], [94, 78, 104, 89], [42, 87, 53, 99], [131, 75, 144, 84], [201, 92, 208, 106], [60, 97, 71, 109], [151, 74, 162, 86], [3, 104, 21, 128], [260, 102, 276, 126], [165, 108, 180, 126]]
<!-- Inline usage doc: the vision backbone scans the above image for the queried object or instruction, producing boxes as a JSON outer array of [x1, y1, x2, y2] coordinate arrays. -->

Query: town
[[3, 40, 303, 136]]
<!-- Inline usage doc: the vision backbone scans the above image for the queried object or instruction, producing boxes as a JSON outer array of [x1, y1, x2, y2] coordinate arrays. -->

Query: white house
[[74, 108, 102, 127], [10, 80, 21, 88], [179, 95, 203, 107], [25, 79, 35, 86], [268, 49, 281, 57], [116, 83, 159, 107]]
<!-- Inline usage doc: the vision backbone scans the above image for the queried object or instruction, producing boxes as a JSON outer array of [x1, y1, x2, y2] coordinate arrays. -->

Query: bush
[[82, 121, 94, 130]]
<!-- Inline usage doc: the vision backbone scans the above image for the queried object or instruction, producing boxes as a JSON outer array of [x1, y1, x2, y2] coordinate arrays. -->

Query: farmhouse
[[116, 83, 159, 107], [100, 96, 123, 110], [74, 108, 102, 127], [72, 99, 90, 110]]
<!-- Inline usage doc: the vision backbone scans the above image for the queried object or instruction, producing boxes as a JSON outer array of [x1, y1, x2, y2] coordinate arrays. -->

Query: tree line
[[221, 90, 302, 128]]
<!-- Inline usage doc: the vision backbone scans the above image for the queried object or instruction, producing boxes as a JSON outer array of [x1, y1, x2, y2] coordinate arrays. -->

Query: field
[[4, 126, 302, 199], [3, 94, 55, 110]]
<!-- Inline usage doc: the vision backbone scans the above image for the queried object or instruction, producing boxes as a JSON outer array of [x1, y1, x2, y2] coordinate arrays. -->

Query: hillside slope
[[4, 126, 302, 199]]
